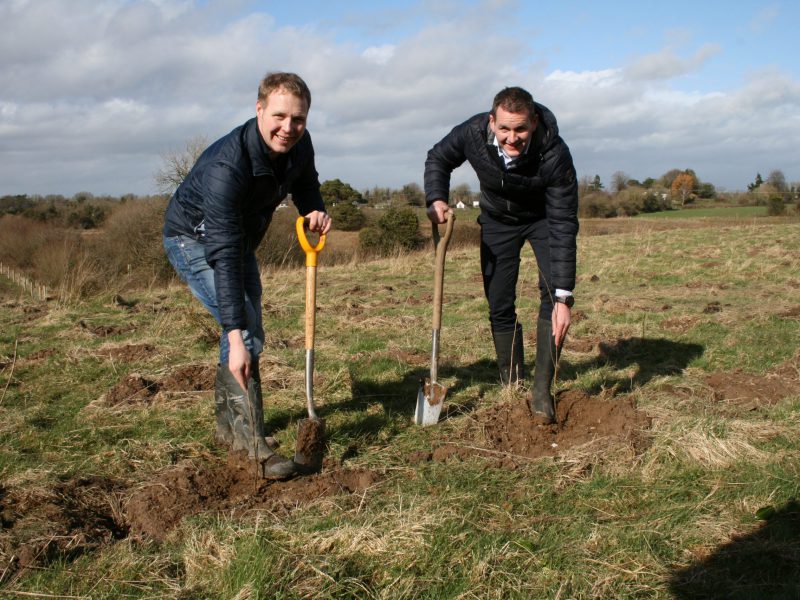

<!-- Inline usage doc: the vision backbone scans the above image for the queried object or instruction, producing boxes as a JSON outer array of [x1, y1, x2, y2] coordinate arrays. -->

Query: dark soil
[[424, 390, 651, 466], [705, 369, 800, 410], [99, 364, 215, 407], [0, 476, 128, 582], [294, 418, 326, 472], [566, 336, 599, 354], [159, 363, 215, 392], [0, 459, 380, 579], [779, 306, 800, 319], [102, 372, 159, 406], [79, 320, 136, 337], [125, 457, 379, 542], [97, 343, 156, 362]]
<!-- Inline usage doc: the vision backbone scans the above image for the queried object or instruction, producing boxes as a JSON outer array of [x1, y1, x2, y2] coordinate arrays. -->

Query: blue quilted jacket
[[164, 117, 324, 332]]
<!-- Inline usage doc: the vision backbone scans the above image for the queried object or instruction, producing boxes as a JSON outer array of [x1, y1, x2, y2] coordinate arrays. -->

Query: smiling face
[[256, 87, 309, 157], [489, 106, 537, 158]]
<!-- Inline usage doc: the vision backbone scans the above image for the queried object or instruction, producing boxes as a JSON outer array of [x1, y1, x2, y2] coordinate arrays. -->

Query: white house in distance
[[455, 199, 480, 209]]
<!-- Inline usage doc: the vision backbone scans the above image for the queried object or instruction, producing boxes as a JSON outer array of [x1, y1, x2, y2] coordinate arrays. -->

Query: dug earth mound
[[414, 390, 652, 465], [125, 457, 380, 542], [1, 462, 381, 579]]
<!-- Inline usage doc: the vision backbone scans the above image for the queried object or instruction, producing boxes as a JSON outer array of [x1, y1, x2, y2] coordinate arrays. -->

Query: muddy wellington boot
[[529, 317, 560, 424], [492, 325, 525, 386], [213, 365, 234, 447], [221, 368, 297, 479]]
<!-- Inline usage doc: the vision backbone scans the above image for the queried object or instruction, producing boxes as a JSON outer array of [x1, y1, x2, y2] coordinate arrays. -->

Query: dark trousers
[[479, 212, 554, 332]]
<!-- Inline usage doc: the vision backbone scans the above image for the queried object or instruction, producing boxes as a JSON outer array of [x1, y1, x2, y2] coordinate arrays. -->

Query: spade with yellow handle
[[293, 216, 327, 472]]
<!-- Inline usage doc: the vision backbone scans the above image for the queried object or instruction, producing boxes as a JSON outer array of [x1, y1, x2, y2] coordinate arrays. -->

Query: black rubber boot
[[492, 325, 525, 386], [213, 364, 234, 447], [220, 367, 297, 479], [529, 317, 559, 424]]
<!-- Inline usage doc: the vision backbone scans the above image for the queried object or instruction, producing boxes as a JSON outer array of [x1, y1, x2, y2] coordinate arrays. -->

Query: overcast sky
[[1, 0, 798, 197]]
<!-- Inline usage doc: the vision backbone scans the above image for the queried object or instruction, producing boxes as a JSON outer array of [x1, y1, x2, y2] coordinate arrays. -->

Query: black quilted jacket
[[163, 117, 324, 333], [424, 103, 579, 290]]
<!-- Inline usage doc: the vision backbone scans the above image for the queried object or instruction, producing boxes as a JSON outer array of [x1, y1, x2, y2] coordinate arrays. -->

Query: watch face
[[558, 296, 574, 307]]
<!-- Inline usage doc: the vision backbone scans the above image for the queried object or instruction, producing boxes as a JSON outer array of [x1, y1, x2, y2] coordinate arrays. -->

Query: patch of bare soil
[[703, 301, 724, 314], [661, 316, 699, 333], [96, 342, 156, 362], [94, 364, 216, 409], [565, 336, 599, 354], [1, 459, 381, 577], [159, 363, 215, 392], [386, 348, 429, 367], [423, 390, 651, 466], [79, 320, 136, 337], [101, 373, 160, 406], [21, 347, 56, 363], [3, 302, 45, 323], [0, 476, 128, 582], [774, 354, 800, 382], [705, 369, 800, 410], [125, 457, 380, 542], [779, 306, 800, 319]]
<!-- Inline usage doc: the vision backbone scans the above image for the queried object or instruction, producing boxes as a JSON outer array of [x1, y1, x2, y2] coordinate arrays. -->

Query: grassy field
[[636, 205, 767, 219], [1, 216, 799, 598]]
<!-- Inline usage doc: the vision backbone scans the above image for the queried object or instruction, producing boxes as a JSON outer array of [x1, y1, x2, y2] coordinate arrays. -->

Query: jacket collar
[[243, 117, 297, 177]]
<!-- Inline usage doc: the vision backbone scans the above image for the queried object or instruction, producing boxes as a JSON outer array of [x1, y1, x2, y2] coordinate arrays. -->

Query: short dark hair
[[258, 72, 311, 108], [491, 87, 535, 118]]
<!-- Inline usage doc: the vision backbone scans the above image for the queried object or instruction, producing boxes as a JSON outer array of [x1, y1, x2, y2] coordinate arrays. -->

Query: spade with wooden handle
[[414, 210, 455, 426]]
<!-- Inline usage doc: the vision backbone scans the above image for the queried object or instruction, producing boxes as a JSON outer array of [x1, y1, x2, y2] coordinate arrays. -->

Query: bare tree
[[611, 171, 630, 193], [578, 175, 594, 196], [154, 136, 208, 195], [766, 169, 787, 192]]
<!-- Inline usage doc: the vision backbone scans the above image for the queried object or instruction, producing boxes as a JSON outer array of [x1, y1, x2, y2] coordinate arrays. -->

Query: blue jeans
[[163, 234, 264, 365]]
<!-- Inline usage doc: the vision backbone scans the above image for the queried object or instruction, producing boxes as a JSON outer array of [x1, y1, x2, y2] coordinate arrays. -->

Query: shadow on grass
[[668, 498, 800, 599], [560, 336, 704, 393], [319, 357, 499, 444], [314, 364, 424, 444], [282, 337, 703, 445]]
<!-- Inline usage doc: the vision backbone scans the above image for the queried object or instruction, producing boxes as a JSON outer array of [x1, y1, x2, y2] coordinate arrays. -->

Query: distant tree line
[[2, 151, 797, 303], [578, 167, 798, 218]]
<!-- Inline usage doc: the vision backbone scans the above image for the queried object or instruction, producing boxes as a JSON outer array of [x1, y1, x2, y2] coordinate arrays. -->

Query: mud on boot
[[220, 367, 297, 479], [529, 317, 559, 425], [214, 365, 234, 447]]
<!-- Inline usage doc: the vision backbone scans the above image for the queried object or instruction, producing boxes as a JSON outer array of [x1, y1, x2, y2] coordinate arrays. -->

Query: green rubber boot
[[492, 325, 525, 386], [219, 366, 297, 479], [213, 364, 234, 447], [529, 318, 559, 424]]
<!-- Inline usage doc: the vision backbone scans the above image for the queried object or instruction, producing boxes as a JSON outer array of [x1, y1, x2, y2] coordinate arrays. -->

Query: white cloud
[[362, 44, 396, 65], [749, 4, 780, 34], [0, 1, 798, 196], [625, 44, 720, 81]]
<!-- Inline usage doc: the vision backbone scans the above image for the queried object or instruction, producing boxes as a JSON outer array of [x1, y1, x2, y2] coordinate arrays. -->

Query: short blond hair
[[258, 72, 311, 107]]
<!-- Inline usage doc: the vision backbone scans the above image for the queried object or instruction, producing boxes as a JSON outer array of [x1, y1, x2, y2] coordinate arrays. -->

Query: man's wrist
[[227, 329, 245, 345], [554, 290, 574, 308]]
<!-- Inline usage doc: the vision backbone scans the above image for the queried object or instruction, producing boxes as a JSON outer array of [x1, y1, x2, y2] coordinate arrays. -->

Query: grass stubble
[[0, 217, 798, 598]]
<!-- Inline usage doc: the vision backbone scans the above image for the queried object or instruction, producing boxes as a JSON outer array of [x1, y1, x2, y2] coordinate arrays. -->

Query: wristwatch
[[555, 295, 574, 308]]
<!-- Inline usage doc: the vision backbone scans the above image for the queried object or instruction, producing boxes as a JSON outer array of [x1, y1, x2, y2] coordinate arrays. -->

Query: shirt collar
[[490, 131, 531, 168]]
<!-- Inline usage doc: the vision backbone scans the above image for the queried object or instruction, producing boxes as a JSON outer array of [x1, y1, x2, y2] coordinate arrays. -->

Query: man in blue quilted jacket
[[424, 86, 578, 425], [163, 72, 331, 477]]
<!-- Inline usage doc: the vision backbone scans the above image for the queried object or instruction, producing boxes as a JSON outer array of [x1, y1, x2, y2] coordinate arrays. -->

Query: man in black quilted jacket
[[163, 72, 331, 477], [424, 86, 578, 424]]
